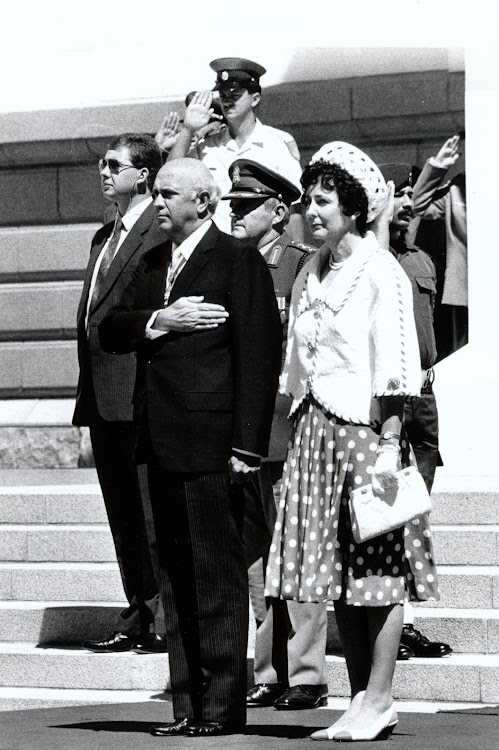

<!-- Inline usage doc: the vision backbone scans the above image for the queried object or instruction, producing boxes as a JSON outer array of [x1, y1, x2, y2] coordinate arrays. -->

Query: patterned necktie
[[90, 217, 123, 309], [164, 245, 186, 305]]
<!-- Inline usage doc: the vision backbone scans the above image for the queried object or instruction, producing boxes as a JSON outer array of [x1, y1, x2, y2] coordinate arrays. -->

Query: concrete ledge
[[0, 602, 123, 643], [0, 341, 78, 396], [0, 224, 99, 280], [0, 562, 124, 602], [0, 281, 81, 338]]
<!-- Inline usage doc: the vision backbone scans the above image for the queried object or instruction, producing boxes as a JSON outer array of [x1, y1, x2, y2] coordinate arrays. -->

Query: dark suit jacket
[[73, 202, 168, 426], [99, 221, 282, 473]]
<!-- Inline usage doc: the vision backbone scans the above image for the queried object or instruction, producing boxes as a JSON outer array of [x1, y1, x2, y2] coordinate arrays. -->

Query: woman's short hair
[[108, 133, 163, 190], [301, 159, 369, 236]]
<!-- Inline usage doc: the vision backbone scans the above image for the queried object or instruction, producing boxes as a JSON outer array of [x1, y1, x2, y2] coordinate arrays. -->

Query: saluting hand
[[432, 134, 461, 170], [184, 91, 214, 134], [155, 111, 181, 153]]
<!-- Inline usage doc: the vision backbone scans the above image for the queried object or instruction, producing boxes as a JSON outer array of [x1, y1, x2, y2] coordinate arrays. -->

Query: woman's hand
[[371, 446, 400, 495]]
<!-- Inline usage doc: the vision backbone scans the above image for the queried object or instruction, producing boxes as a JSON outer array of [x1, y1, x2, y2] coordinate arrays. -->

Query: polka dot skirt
[[265, 399, 439, 607]]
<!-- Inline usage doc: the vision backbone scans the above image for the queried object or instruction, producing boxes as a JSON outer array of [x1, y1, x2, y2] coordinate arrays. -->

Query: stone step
[[0, 601, 124, 643], [325, 653, 499, 704], [426, 566, 499, 609], [431, 526, 499, 565], [0, 686, 161, 712], [0, 643, 169, 691], [1, 523, 497, 565], [2, 600, 499, 656], [0, 644, 497, 704], [413, 608, 499, 654], [0, 483, 106, 524], [0, 341, 78, 398], [430, 493, 499, 526], [0, 562, 125, 602], [0, 224, 99, 282], [0, 281, 81, 339], [0, 476, 497, 525], [326, 607, 499, 655], [0, 525, 116, 562]]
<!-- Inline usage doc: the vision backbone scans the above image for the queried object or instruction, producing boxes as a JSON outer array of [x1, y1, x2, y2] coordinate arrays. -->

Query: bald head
[[153, 158, 221, 243]]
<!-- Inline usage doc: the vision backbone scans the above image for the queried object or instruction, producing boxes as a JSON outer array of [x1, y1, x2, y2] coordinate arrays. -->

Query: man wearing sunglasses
[[74, 133, 168, 655], [165, 58, 303, 237]]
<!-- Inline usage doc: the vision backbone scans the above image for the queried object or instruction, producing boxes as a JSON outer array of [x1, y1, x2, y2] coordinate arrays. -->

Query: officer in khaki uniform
[[223, 159, 329, 711]]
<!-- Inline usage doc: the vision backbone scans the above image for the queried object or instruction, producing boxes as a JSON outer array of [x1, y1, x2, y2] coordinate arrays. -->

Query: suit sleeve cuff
[[231, 448, 262, 468], [145, 310, 169, 339]]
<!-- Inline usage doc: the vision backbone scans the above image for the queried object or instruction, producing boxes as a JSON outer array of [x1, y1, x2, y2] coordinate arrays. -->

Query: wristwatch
[[379, 431, 400, 442]]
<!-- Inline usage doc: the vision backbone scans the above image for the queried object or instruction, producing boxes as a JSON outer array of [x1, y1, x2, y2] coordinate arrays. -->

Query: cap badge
[[221, 71, 229, 81], [232, 165, 241, 185]]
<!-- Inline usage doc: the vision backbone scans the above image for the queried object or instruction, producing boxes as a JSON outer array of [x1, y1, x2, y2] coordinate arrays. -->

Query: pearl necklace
[[329, 254, 346, 270]]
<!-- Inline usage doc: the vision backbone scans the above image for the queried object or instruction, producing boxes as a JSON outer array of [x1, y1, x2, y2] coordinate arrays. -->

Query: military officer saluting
[[166, 58, 303, 236], [222, 159, 329, 712]]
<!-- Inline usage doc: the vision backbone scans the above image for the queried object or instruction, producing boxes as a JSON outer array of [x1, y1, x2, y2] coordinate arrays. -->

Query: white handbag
[[349, 465, 432, 544]]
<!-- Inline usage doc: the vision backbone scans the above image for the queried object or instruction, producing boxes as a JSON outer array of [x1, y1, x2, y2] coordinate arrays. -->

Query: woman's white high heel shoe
[[310, 691, 367, 741], [332, 704, 398, 742]]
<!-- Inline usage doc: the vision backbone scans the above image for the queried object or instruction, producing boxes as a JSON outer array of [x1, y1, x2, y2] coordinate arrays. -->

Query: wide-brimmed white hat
[[309, 141, 387, 222]]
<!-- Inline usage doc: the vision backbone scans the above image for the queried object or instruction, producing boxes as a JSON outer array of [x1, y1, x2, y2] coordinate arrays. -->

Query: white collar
[[172, 220, 213, 261], [119, 196, 153, 232]]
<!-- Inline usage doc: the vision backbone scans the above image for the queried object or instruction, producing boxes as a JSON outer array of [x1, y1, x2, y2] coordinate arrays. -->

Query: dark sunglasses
[[98, 158, 137, 174]]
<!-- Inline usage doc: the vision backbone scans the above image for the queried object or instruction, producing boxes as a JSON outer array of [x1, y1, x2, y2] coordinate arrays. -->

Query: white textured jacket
[[280, 232, 421, 425]]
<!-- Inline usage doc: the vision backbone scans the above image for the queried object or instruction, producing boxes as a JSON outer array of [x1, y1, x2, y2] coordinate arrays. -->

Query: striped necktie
[[164, 245, 186, 305], [90, 217, 123, 309]]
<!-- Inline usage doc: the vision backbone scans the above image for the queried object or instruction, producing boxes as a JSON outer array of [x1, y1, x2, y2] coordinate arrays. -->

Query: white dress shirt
[[85, 197, 153, 328], [145, 220, 213, 339]]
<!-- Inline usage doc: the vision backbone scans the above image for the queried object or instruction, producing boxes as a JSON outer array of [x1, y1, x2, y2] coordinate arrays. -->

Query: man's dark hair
[[108, 133, 162, 190], [301, 159, 368, 236]]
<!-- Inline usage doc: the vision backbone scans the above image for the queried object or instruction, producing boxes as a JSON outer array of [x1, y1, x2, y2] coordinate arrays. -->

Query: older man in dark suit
[[74, 133, 167, 653], [99, 158, 282, 737]]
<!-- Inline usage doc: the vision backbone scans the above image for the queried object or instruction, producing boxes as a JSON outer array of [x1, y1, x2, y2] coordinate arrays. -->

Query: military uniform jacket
[[262, 232, 312, 462]]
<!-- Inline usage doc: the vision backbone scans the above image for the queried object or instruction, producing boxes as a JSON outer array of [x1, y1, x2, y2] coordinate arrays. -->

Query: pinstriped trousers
[[147, 465, 248, 726]]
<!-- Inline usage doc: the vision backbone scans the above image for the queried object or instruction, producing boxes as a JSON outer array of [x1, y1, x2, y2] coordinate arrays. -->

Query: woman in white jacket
[[265, 143, 439, 742]]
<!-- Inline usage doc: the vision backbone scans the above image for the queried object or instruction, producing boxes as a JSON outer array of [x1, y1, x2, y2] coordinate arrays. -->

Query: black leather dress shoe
[[247, 683, 288, 707], [273, 684, 328, 710], [150, 718, 190, 736], [184, 721, 244, 736], [401, 624, 453, 657], [81, 633, 135, 653], [133, 634, 168, 654], [397, 643, 414, 660]]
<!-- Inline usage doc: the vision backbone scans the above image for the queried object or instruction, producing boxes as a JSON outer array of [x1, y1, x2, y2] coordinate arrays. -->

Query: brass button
[[313, 310, 320, 319], [307, 342, 315, 353]]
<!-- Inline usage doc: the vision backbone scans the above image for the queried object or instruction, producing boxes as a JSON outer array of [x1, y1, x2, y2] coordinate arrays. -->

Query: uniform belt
[[421, 367, 434, 392]]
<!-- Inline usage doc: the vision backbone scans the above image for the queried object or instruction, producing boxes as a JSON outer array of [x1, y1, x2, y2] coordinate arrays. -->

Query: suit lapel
[[90, 203, 165, 314], [77, 222, 114, 325], [168, 223, 218, 305]]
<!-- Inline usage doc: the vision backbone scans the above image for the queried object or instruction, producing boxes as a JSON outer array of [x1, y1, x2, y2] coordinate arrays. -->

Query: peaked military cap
[[379, 163, 422, 193], [210, 57, 266, 90], [222, 159, 301, 206]]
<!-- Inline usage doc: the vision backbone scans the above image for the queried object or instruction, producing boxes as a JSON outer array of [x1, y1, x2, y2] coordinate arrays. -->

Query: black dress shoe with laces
[[133, 634, 168, 654], [401, 624, 452, 657], [273, 684, 328, 710], [81, 633, 135, 653], [184, 721, 245, 736], [247, 683, 288, 707], [397, 643, 414, 660], [150, 718, 191, 736]]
